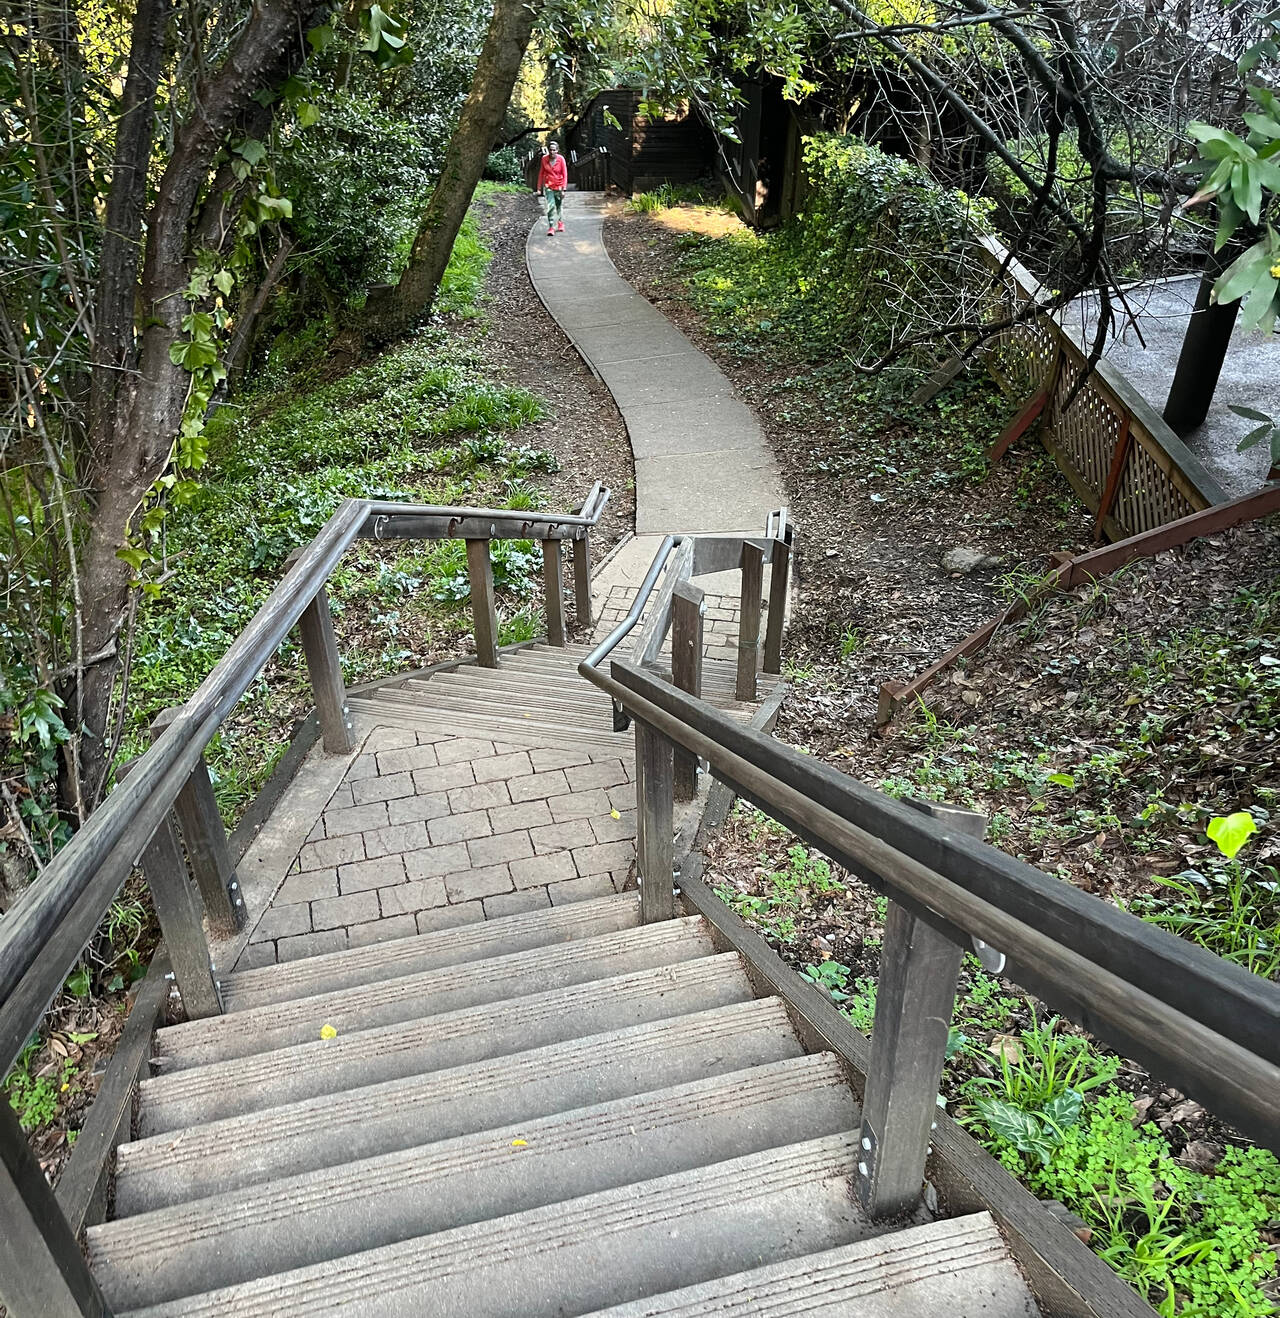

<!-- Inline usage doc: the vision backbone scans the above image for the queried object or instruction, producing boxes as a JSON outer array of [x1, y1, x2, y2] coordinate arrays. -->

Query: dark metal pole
[[1162, 266, 1240, 438]]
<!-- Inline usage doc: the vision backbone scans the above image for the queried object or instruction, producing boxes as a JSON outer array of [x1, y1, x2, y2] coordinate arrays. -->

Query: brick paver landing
[[237, 726, 636, 968]]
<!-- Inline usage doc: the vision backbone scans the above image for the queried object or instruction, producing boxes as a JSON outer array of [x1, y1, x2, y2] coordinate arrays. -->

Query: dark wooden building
[[563, 83, 810, 230], [566, 91, 717, 194]]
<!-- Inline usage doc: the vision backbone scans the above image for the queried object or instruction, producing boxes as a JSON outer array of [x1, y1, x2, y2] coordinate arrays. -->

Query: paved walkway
[[526, 192, 784, 537]]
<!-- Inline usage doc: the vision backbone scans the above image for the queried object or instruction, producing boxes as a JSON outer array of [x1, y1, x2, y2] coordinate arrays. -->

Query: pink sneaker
[[547, 226, 554, 236], [556, 222, 564, 232]]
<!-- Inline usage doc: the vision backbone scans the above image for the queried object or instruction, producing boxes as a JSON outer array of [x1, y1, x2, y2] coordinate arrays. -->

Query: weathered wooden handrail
[[577, 655, 1280, 1158], [0, 488, 609, 1075]]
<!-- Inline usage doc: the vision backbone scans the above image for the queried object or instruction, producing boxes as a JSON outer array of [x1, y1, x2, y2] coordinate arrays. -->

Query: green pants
[[544, 189, 565, 225]]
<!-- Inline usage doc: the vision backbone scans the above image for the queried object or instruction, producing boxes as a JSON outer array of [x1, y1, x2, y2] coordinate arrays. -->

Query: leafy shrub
[[281, 91, 439, 301], [678, 134, 992, 369], [484, 146, 525, 183]]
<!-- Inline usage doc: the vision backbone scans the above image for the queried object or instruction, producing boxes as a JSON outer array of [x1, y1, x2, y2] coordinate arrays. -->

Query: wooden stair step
[[155, 918, 713, 1073], [115, 998, 802, 1214], [137, 955, 755, 1136]]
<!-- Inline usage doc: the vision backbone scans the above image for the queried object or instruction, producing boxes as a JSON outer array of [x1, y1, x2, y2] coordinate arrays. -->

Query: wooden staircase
[[348, 641, 756, 755], [9, 498, 1276, 1318], [86, 890, 1041, 1316]]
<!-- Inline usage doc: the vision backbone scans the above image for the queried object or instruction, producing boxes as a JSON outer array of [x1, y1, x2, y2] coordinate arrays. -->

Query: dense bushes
[[677, 133, 992, 370], [484, 146, 526, 183]]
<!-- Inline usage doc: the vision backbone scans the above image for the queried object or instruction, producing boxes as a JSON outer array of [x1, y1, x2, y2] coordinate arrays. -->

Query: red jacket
[[538, 153, 568, 191]]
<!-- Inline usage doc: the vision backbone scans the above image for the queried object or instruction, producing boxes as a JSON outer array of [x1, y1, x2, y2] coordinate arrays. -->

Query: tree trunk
[[366, 0, 538, 335], [72, 0, 329, 809], [223, 235, 295, 398]]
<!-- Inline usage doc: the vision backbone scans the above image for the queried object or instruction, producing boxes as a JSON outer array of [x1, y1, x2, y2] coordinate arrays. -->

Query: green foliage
[[484, 147, 525, 183], [282, 91, 441, 300], [799, 958, 853, 1001], [123, 322, 548, 816], [1008, 1091, 1280, 1316], [434, 209, 493, 318], [1133, 855, 1280, 980], [984, 132, 1174, 277], [5, 1041, 61, 1134], [677, 134, 991, 371], [1230, 404, 1280, 470], [497, 608, 541, 645], [1187, 27, 1280, 333], [626, 182, 724, 213], [1206, 810, 1258, 859], [960, 1013, 1120, 1165], [714, 842, 842, 944]]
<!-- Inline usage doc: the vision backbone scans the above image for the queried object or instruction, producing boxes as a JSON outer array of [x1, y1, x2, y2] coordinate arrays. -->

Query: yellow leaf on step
[[610, 809, 621, 820], [319, 1023, 338, 1040], [511, 1139, 528, 1148]]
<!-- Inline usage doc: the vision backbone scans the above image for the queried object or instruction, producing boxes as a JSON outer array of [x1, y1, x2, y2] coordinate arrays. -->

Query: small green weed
[[1135, 860, 1280, 979], [498, 609, 540, 646], [960, 1012, 1120, 1165], [800, 959, 852, 1001], [839, 628, 863, 660], [4, 1038, 79, 1134]]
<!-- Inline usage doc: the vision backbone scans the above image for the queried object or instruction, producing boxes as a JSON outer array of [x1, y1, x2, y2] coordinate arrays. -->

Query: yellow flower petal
[[610, 809, 621, 820], [510, 1138, 528, 1148], [319, 1023, 338, 1040]]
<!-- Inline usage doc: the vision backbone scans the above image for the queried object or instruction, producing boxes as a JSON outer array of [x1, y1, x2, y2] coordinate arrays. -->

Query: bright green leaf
[[1206, 812, 1257, 860]]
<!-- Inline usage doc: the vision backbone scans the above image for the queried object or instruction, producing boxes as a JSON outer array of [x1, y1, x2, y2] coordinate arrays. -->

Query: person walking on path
[[538, 141, 568, 235]]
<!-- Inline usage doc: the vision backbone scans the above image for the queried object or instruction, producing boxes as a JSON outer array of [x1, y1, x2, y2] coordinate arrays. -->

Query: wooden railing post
[[138, 812, 223, 1019], [763, 535, 791, 675], [466, 538, 499, 668], [285, 547, 355, 754], [542, 538, 567, 647], [150, 708, 242, 936], [736, 540, 765, 702], [856, 800, 986, 1219], [634, 719, 675, 923], [571, 534, 592, 629], [1, 1103, 109, 1317], [671, 581, 704, 801], [117, 757, 222, 1019]]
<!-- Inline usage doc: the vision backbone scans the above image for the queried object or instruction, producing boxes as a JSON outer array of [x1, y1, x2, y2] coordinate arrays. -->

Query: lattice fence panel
[[1112, 438, 1198, 536], [972, 237, 1216, 540], [1049, 357, 1123, 507], [978, 280, 1057, 400]]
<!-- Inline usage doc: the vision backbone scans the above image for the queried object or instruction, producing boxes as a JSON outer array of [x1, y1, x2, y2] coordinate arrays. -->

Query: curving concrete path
[[526, 193, 784, 539]]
